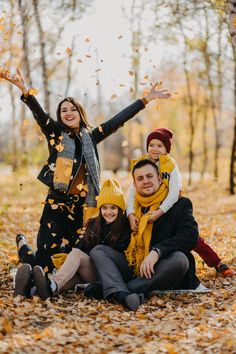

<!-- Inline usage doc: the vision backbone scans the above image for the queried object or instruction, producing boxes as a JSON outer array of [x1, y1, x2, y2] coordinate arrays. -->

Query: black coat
[[21, 94, 145, 192], [151, 197, 200, 289]]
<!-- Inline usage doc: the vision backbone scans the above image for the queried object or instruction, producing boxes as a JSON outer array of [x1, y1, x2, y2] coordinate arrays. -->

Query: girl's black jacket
[[76, 218, 131, 254]]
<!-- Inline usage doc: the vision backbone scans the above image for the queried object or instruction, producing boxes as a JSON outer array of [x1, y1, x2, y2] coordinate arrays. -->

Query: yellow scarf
[[125, 183, 168, 275]]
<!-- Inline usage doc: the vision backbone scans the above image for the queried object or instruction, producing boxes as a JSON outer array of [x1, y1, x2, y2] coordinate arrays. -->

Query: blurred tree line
[[0, 0, 236, 193]]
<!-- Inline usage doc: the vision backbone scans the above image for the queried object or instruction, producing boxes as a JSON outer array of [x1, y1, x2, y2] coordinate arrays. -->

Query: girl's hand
[[0, 68, 28, 95], [144, 82, 171, 103]]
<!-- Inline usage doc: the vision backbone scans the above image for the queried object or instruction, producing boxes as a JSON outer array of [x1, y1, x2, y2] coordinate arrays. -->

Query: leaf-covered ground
[[0, 172, 235, 354]]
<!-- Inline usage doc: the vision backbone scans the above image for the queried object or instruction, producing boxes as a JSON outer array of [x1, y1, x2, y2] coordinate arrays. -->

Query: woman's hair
[[56, 97, 91, 130], [83, 208, 130, 248]]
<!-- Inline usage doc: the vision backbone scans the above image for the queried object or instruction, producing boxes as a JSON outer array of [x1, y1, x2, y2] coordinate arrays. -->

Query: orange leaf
[[110, 93, 117, 100], [66, 47, 72, 55], [51, 243, 57, 249], [128, 71, 134, 76], [77, 59, 83, 63], [29, 88, 39, 95]]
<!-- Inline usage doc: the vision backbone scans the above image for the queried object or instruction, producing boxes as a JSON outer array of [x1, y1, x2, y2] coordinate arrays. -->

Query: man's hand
[[128, 213, 139, 232], [0, 68, 28, 95], [144, 82, 171, 103], [140, 250, 159, 279], [147, 208, 164, 223]]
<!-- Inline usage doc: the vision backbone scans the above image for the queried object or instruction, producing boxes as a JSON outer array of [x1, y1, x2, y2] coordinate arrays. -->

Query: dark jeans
[[18, 193, 84, 272], [90, 245, 189, 299]]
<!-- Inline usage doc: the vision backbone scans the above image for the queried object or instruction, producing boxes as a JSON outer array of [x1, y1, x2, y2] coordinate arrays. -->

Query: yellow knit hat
[[96, 178, 125, 212]]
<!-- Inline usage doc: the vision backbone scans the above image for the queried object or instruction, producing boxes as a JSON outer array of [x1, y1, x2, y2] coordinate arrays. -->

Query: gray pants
[[90, 245, 189, 299]]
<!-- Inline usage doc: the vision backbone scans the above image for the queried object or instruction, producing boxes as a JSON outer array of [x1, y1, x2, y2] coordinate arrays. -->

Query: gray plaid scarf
[[54, 130, 100, 207]]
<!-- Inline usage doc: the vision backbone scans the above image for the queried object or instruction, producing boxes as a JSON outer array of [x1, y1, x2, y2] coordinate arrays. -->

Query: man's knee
[[90, 245, 109, 259], [173, 251, 189, 273]]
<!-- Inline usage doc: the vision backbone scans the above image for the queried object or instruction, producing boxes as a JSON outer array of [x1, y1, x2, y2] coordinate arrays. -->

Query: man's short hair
[[132, 159, 159, 177]]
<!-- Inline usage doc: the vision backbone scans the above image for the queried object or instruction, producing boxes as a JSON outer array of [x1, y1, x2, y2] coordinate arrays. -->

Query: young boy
[[127, 128, 234, 277]]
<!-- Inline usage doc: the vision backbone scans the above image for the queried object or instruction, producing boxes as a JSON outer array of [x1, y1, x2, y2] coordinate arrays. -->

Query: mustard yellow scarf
[[125, 183, 168, 275]]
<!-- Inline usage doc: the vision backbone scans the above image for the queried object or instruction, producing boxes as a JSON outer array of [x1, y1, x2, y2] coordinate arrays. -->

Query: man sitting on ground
[[88, 159, 200, 310]]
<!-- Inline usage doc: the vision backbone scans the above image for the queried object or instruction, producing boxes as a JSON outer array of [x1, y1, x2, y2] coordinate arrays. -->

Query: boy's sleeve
[[159, 166, 182, 213], [126, 183, 136, 216]]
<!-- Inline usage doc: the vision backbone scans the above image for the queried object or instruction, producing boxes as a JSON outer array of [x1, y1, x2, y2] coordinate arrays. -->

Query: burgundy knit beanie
[[146, 128, 173, 153]]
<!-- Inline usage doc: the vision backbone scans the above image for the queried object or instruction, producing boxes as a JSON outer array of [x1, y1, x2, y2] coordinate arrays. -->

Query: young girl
[[14, 178, 131, 301], [127, 127, 234, 277], [0, 67, 171, 273]]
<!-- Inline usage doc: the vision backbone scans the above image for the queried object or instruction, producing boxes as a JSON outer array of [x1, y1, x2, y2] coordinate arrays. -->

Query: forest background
[[0, 1, 235, 353]]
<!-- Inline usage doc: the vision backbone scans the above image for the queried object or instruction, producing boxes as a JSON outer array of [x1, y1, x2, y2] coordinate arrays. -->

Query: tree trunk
[[227, 0, 236, 194], [32, 0, 50, 112]]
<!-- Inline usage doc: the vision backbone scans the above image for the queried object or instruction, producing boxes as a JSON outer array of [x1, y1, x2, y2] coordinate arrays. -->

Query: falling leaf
[[144, 75, 149, 80], [98, 125, 103, 133], [46, 119, 50, 125], [51, 204, 59, 210], [80, 191, 87, 197], [128, 70, 134, 76], [129, 87, 134, 93], [77, 59, 83, 63], [85, 37, 90, 42], [50, 133, 55, 138], [66, 47, 72, 55], [110, 93, 117, 100], [95, 69, 101, 72], [43, 266, 49, 273], [144, 47, 148, 52], [58, 136, 63, 141], [27, 251, 33, 255], [119, 84, 126, 87], [118, 35, 123, 39], [55, 143, 64, 152], [86, 54, 91, 58], [51, 243, 57, 249], [29, 88, 39, 95], [62, 238, 69, 245], [68, 215, 74, 220], [47, 199, 54, 204], [49, 139, 55, 146]]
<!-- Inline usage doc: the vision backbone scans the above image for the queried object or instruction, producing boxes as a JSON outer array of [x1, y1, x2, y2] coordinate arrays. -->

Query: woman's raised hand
[[144, 82, 172, 103], [0, 68, 28, 95]]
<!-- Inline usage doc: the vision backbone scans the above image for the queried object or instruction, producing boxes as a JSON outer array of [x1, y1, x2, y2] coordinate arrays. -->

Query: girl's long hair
[[83, 208, 130, 248], [56, 97, 92, 131]]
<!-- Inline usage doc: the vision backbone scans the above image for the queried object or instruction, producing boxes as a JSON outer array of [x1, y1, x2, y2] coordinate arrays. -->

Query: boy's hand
[[128, 213, 139, 232], [147, 208, 164, 223], [140, 250, 159, 279]]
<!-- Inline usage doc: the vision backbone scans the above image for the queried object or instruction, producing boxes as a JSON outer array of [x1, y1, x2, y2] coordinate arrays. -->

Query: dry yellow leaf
[[110, 93, 117, 100], [51, 243, 57, 248], [29, 88, 39, 95]]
